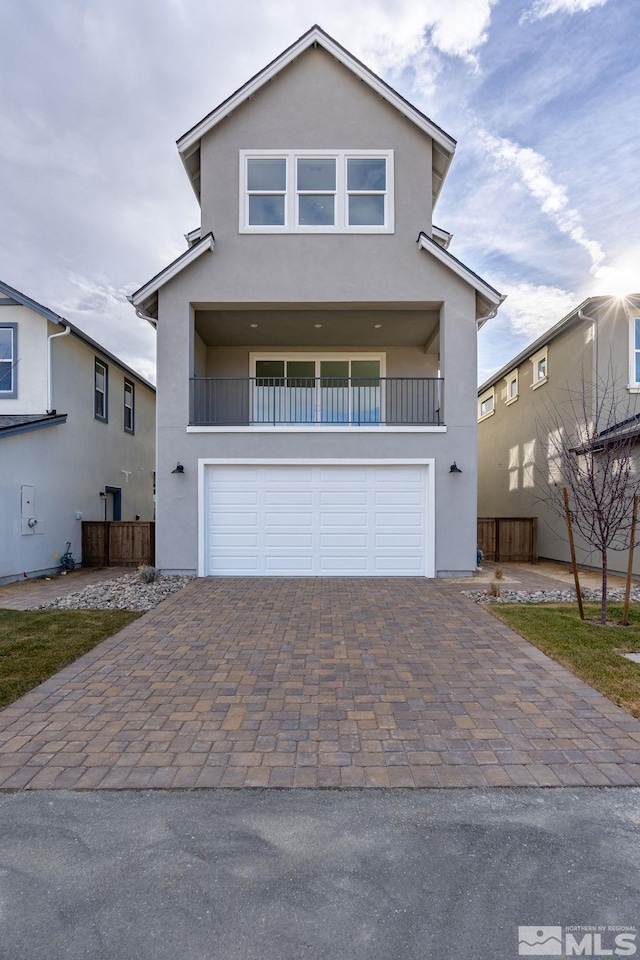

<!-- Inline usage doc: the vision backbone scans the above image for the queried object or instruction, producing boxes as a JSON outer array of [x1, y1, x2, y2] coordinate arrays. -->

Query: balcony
[[189, 377, 443, 426]]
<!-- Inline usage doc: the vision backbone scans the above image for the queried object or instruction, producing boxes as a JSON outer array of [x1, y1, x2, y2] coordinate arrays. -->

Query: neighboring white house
[[0, 280, 156, 583], [129, 25, 504, 578]]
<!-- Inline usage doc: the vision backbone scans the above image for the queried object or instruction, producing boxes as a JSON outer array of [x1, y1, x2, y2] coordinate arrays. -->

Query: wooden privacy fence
[[478, 518, 538, 563], [82, 521, 155, 568]]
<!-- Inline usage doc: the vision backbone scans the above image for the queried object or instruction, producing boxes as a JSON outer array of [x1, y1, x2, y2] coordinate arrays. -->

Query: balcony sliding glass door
[[253, 357, 382, 424]]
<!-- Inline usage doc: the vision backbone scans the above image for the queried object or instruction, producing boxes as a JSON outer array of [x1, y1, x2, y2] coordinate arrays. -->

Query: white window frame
[[478, 388, 495, 422], [531, 348, 548, 389], [0, 323, 17, 398], [250, 352, 386, 425], [629, 316, 640, 392], [94, 358, 108, 422], [124, 378, 135, 434], [504, 370, 519, 405], [240, 150, 394, 234]]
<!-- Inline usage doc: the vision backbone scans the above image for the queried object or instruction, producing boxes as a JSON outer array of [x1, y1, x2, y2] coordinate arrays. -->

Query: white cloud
[[523, 0, 612, 21], [478, 131, 607, 275], [497, 281, 577, 339]]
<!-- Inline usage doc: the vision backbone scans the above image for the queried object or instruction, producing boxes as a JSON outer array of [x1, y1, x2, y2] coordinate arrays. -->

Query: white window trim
[[239, 150, 394, 234], [628, 316, 640, 392], [124, 378, 135, 434], [478, 388, 495, 422], [504, 370, 519, 405], [0, 322, 17, 398], [531, 348, 548, 390]]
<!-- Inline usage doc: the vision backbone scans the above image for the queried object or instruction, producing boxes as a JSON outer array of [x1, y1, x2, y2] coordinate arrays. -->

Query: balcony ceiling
[[194, 305, 441, 350]]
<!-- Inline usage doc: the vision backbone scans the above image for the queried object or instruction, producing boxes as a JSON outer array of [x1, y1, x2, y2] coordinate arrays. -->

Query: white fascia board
[[177, 27, 456, 158], [128, 234, 215, 309], [417, 233, 505, 314]]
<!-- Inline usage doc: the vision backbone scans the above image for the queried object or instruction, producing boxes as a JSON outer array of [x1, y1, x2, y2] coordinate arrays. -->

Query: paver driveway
[[1, 578, 640, 789]]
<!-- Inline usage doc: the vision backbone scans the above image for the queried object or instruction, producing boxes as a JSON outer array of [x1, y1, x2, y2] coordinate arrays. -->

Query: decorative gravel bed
[[462, 586, 640, 604], [35, 572, 194, 611]]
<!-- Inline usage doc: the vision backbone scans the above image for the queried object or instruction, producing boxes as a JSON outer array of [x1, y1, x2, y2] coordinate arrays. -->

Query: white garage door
[[202, 464, 432, 576]]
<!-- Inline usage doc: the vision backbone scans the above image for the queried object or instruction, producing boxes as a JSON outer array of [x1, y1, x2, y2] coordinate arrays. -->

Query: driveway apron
[[1, 578, 639, 789]]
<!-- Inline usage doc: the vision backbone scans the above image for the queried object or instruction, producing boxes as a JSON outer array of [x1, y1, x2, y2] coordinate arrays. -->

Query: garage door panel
[[266, 556, 314, 572], [204, 464, 430, 577], [320, 491, 368, 505], [266, 491, 312, 504], [211, 512, 259, 526], [266, 534, 314, 548], [321, 533, 369, 547], [375, 491, 423, 505]]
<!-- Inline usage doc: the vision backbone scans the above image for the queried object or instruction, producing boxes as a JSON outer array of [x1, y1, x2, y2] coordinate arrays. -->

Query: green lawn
[[0, 608, 142, 710], [488, 603, 640, 718]]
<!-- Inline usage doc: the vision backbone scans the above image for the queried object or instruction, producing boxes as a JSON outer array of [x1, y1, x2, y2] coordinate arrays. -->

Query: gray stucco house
[[129, 25, 504, 578], [478, 294, 640, 575], [0, 280, 156, 583]]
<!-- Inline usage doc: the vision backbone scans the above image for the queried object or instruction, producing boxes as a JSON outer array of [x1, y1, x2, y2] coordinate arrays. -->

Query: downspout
[[577, 307, 597, 422], [47, 325, 71, 413]]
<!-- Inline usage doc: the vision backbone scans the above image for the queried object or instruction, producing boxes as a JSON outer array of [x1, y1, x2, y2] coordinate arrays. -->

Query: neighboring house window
[[631, 317, 640, 386], [124, 379, 135, 433], [478, 389, 495, 421], [531, 348, 548, 389], [241, 150, 393, 233], [0, 323, 17, 398], [505, 371, 518, 404], [94, 359, 108, 421]]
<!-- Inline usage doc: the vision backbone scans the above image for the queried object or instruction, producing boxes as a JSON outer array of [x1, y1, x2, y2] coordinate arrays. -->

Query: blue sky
[[0, 0, 637, 383]]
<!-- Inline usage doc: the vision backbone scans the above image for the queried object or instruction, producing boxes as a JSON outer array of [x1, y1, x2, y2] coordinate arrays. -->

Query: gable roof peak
[[177, 24, 456, 208]]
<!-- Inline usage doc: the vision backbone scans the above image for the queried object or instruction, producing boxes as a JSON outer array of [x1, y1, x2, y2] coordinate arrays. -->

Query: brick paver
[[1, 577, 639, 789], [0, 567, 131, 610]]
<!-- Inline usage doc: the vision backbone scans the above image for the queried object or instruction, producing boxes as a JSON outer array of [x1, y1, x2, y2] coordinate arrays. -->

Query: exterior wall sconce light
[[172, 462, 185, 474], [449, 462, 462, 474], [99, 491, 106, 498]]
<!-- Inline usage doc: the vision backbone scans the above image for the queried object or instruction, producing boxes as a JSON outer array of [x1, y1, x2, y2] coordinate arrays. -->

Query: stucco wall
[[0, 319, 156, 582], [199, 46, 433, 246], [478, 303, 640, 576], [0, 304, 48, 413]]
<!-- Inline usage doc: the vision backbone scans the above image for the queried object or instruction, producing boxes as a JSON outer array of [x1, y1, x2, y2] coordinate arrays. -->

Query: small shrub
[[489, 581, 501, 598], [495, 567, 504, 580], [139, 566, 161, 584]]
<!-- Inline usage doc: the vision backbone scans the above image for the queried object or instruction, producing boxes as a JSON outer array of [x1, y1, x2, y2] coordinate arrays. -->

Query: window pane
[[0, 327, 12, 357], [95, 369, 104, 392], [348, 195, 385, 226], [320, 361, 349, 384], [297, 158, 336, 191], [247, 158, 286, 191], [351, 360, 380, 384], [347, 158, 386, 191], [286, 361, 316, 386], [0, 361, 12, 392], [635, 318, 640, 350], [95, 392, 104, 418], [635, 352, 640, 383], [248, 195, 285, 226], [537, 358, 546, 378], [256, 360, 285, 382], [299, 195, 334, 226]]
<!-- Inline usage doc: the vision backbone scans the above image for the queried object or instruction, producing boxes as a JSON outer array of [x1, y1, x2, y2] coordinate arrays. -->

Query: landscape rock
[[35, 572, 194, 611]]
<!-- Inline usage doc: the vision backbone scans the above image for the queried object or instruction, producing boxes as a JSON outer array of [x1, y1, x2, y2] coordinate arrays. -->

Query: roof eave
[[128, 232, 215, 322], [417, 233, 505, 323], [476, 295, 615, 395]]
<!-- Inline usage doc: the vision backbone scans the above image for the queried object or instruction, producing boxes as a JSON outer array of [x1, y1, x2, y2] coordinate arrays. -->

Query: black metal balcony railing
[[189, 377, 443, 426]]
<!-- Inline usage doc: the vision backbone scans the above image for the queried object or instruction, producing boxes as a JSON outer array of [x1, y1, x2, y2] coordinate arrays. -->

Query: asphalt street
[[0, 787, 638, 960]]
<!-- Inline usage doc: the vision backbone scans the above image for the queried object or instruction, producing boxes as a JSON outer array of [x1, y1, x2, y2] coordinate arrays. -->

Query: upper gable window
[[241, 150, 393, 233], [478, 388, 495, 422], [124, 379, 135, 434], [504, 371, 518, 404], [0, 324, 17, 398]]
